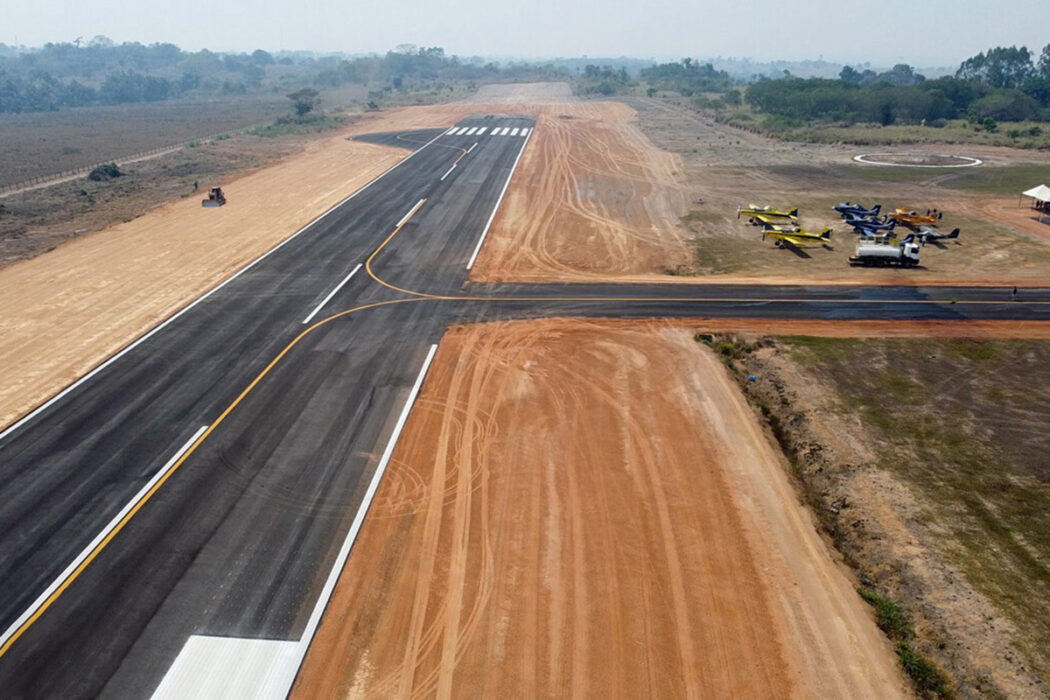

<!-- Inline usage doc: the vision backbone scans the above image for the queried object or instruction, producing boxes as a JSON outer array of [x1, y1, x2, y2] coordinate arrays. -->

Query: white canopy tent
[[1021, 184, 1050, 209]]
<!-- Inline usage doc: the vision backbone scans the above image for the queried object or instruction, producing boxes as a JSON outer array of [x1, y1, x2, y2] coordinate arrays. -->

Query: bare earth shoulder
[[290, 319, 907, 698]]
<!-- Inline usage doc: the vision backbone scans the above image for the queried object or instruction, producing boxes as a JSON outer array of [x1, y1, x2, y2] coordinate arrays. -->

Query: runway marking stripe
[[445, 127, 457, 135], [466, 127, 478, 135], [440, 164, 457, 181], [302, 264, 362, 324], [501, 127, 511, 135], [0, 128, 448, 446], [467, 142, 478, 154], [397, 199, 427, 228], [510, 127, 520, 136], [455, 127, 469, 135], [0, 425, 209, 655], [476, 127, 487, 135], [521, 127, 531, 136], [466, 125, 534, 270]]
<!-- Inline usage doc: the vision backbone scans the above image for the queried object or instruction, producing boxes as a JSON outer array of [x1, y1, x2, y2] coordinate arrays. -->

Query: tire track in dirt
[[291, 319, 908, 699]]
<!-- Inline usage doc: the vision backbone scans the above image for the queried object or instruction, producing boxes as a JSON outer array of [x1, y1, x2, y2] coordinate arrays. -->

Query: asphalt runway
[[0, 117, 1048, 698]]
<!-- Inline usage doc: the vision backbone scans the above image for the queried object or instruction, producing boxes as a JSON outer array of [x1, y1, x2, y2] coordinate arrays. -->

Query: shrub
[[87, 162, 123, 181]]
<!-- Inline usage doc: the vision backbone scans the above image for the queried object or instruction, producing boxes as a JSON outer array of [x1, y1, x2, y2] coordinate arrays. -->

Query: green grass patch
[[784, 337, 1050, 685], [248, 113, 348, 138]]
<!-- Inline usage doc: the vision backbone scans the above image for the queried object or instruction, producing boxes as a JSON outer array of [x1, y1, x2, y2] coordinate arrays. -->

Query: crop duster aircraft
[[833, 202, 881, 218], [889, 208, 943, 227], [916, 226, 960, 245], [847, 217, 897, 236], [737, 204, 799, 225], [762, 223, 832, 247]]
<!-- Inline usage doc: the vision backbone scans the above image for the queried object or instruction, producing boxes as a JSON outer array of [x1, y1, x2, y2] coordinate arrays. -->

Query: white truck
[[849, 238, 921, 267]]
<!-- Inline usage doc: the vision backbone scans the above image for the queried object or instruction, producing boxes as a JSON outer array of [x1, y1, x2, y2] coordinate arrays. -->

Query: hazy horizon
[[7, 0, 1049, 69]]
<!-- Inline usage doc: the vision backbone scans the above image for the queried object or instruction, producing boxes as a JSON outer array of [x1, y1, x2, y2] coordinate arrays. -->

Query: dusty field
[[292, 319, 906, 699], [0, 133, 311, 265], [0, 86, 368, 187], [464, 81, 575, 102], [0, 133, 406, 430], [730, 335, 1050, 697], [630, 98, 1050, 286]]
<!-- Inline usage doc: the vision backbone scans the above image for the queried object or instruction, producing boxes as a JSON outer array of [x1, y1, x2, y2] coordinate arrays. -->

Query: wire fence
[[0, 128, 247, 197], [0, 142, 192, 196]]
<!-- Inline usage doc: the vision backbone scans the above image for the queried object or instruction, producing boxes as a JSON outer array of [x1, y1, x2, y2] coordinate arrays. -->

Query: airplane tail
[[946, 228, 960, 239], [820, 228, 832, 240], [788, 206, 799, 218], [871, 204, 881, 216]]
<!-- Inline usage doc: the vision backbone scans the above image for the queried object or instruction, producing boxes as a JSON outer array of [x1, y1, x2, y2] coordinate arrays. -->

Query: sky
[[6, 0, 1050, 68]]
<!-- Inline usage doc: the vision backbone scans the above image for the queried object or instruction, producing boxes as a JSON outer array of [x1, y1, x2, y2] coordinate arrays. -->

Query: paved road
[[0, 117, 1047, 698]]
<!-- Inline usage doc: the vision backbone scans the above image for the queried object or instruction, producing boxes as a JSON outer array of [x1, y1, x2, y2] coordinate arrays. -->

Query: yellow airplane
[[737, 204, 799, 224], [762, 224, 832, 248], [889, 208, 942, 227]]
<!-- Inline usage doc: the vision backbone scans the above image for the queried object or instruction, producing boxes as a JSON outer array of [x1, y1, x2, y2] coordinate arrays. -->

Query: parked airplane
[[847, 217, 897, 236], [737, 204, 799, 224], [833, 202, 881, 219], [889, 208, 943, 227], [916, 226, 960, 245], [762, 224, 832, 248]]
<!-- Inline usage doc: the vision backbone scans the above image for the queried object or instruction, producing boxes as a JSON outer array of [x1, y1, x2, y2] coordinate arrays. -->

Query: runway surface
[[0, 117, 1047, 698]]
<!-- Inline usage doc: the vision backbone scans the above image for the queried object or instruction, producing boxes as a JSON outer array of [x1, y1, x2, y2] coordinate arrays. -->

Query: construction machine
[[202, 187, 226, 207]]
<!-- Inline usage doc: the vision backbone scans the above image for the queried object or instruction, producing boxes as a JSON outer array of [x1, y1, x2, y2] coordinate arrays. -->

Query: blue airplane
[[833, 202, 881, 219], [847, 217, 897, 237]]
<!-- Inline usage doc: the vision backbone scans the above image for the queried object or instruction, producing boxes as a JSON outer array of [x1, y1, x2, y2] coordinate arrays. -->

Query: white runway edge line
[[0, 129, 447, 447], [0, 425, 209, 652], [466, 126, 534, 270], [301, 264, 362, 324]]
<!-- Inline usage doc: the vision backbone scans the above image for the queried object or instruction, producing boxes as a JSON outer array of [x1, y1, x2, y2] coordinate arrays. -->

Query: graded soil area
[[291, 319, 906, 699], [0, 134, 406, 430]]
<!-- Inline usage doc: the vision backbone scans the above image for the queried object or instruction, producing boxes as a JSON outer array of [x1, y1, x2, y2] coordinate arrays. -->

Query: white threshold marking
[[0, 425, 208, 652], [466, 126, 534, 269], [440, 163, 457, 181], [465, 127, 478, 135], [499, 127, 510, 135], [455, 127, 469, 135], [521, 127, 531, 136], [510, 127, 520, 136], [445, 127, 457, 135], [397, 199, 427, 228], [151, 346, 439, 700], [467, 142, 478, 154], [476, 127, 487, 135], [152, 637, 300, 700], [0, 129, 447, 447], [301, 264, 362, 324]]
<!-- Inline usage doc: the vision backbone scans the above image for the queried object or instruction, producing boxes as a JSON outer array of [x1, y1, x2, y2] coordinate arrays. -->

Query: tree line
[[0, 39, 566, 114], [745, 45, 1050, 126]]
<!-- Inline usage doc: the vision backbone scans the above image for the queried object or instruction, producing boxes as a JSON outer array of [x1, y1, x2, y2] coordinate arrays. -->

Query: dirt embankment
[[725, 334, 1050, 697], [291, 319, 906, 699]]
